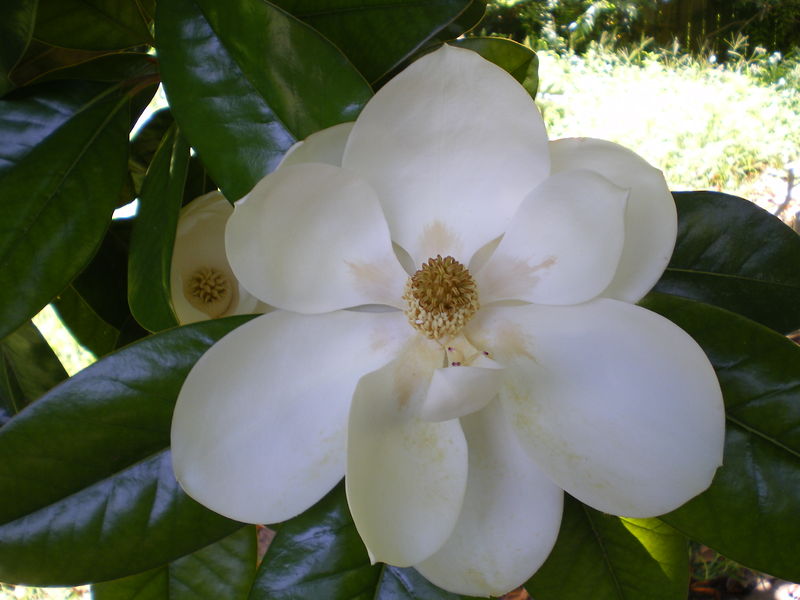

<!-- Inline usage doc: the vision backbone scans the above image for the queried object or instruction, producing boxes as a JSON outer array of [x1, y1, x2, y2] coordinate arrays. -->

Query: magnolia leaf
[[53, 285, 120, 358], [0, 316, 253, 585], [654, 191, 800, 334], [33, 0, 154, 50], [274, 0, 483, 84], [27, 52, 158, 85], [128, 125, 190, 332], [92, 526, 257, 600], [642, 293, 800, 581], [156, 0, 371, 201], [526, 495, 688, 600], [251, 483, 481, 600], [53, 218, 147, 356], [0, 321, 67, 425], [0, 80, 129, 341], [454, 37, 538, 96], [0, 0, 37, 95]]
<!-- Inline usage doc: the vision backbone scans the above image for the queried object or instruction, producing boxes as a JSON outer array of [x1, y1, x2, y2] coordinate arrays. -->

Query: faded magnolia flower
[[170, 190, 267, 324], [172, 46, 725, 596]]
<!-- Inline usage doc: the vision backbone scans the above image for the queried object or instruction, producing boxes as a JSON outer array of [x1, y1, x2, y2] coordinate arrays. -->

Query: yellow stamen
[[403, 255, 479, 340], [184, 267, 234, 318]]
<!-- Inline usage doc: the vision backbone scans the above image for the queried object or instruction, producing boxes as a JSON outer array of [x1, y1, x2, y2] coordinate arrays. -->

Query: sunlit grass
[[31, 305, 95, 377], [536, 42, 800, 202], [0, 584, 89, 600]]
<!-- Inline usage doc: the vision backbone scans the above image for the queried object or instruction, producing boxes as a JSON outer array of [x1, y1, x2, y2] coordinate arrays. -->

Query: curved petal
[[420, 338, 503, 422], [475, 170, 627, 305], [550, 138, 676, 303], [346, 337, 469, 566], [226, 163, 409, 313], [343, 45, 549, 264], [416, 401, 563, 597], [467, 299, 725, 517], [279, 122, 354, 168], [171, 309, 412, 524], [171, 191, 268, 323]]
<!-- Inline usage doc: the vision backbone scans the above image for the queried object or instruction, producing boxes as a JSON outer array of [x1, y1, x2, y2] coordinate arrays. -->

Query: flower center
[[184, 267, 234, 318], [402, 255, 479, 340]]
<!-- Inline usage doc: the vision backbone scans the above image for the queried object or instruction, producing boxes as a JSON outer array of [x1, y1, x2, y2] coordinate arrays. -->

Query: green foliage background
[[1, 0, 799, 599]]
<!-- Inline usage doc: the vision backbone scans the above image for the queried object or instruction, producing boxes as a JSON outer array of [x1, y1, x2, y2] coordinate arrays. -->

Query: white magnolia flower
[[171, 46, 725, 596], [170, 190, 267, 324]]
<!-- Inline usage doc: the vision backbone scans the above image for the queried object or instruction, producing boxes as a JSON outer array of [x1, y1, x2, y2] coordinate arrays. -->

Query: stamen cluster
[[403, 255, 479, 340], [189, 267, 230, 304]]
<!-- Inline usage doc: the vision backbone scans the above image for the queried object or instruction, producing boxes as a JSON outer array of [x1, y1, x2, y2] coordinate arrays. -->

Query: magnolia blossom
[[171, 46, 725, 596], [170, 191, 267, 324]]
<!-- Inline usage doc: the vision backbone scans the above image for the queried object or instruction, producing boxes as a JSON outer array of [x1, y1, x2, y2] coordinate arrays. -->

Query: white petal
[[171, 309, 412, 524], [346, 337, 469, 566], [226, 163, 409, 313], [550, 138, 676, 302], [279, 122, 354, 168], [343, 45, 549, 264], [421, 366, 501, 422], [476, 170, 627, 305], [416, 401, 563, 597], [170, 191, 267, 323], [467, 299, 725, 517]]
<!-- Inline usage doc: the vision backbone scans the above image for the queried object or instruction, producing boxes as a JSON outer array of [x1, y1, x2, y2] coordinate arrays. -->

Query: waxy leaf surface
[[0, 316, 252, 585], [0, 0, 36, 94], [274, 0, 483, 84], [33, 0, 155, 50], [526, 495, 688, 600], [92, 526, 257, 600], [654, 191, 800, 333], [251, 484, 481, 600], [128, 125, 189, 332], [454, 37, 538, 96], [643, 293, 800, 581], [157, 0, 371, 201], [0, 80, 129, 340], [0, 321, 67, 425]]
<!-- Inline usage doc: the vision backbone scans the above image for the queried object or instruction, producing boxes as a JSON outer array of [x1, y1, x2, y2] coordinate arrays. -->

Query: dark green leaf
[[53, 284, 120, 357], [433, 0, 485, 43], [129, 108, 174, 196], [654, 191, 800, 334], [252, 483, 480, 600], [454, 37, 538, 96], [157, 0, 372, 201], [0, 321, 67, 424], [0, 316, 253, 585], [33, 0, 154, 50], [641, 293, 800, 581], [0, 80, 129, 340], [527, 495, 688, 600], [0, 0, 37, 95], [53, 218, 147, 356], [28, 52, 158, 84], [129, 125, 190, 332], [274, 0, 483, 84], [92, 526, 257, 600]]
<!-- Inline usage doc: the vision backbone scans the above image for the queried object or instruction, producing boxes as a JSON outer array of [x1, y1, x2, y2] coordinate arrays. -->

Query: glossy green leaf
[[251, 483, 481, 600], [641, 293, 800, 581], [454, 37, 538, 96], [53, 218, 147, 356], [92, 526, 257, 600], [129, 126, 190, 332], [0, 0, 37, 95], [654, 191, 800, 334], [0, 321, 67, 425], [0, 80, 129, 341], [33, 0, 154, 50], [29, 52, 158, 84], [157, 0, 372, 201], [274, 0, 483, 84], [527, 495, 688, 600], [53, 285, 120, 357], [0, 316, 253, 585]]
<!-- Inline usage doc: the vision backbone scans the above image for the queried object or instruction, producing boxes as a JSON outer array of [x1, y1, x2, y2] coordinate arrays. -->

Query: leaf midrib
[[664, 267, 800, 289]]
